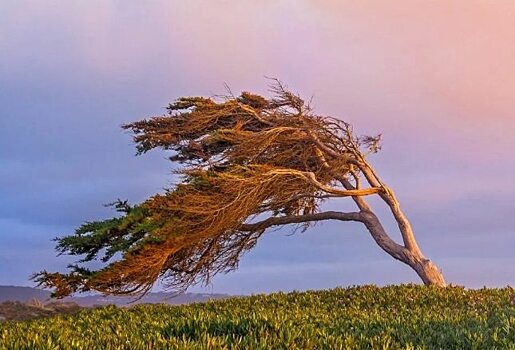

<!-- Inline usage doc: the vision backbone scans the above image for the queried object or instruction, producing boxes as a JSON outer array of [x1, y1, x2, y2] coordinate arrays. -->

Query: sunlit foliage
[[34, 81, 445, 298]]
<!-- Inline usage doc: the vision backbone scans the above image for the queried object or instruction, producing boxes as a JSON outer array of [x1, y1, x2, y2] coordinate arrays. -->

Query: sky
[[0, 0, 514, 294]]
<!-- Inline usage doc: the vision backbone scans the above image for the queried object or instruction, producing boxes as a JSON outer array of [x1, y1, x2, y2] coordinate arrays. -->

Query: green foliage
[[54, 200, 153, 264], [32, 200, 167, 297], [1, 285, 513, 349]]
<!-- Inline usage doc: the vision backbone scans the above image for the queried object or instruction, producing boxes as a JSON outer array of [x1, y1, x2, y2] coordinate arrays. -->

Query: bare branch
[[266, 168, 380, 197], [307, 130, 340, 158], [237, 103, 273, 126], [240, 211, 363, 232], [337, 176, 373, 213]]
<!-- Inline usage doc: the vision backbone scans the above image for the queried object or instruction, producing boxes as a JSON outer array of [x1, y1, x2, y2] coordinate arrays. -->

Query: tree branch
[[356, 161, 422, 255], [337, 176, 373, 213], [237, 103, 273, 126], [307, 130, 340, 158], [266, 168, 380, 197], [239, 211, 363, 232]]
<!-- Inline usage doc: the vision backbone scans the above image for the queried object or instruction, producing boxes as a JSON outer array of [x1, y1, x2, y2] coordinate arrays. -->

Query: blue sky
[[0, 1, 514, 294]]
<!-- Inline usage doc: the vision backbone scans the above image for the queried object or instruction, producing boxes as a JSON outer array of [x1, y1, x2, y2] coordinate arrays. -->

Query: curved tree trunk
[[410, 257, 446, 287], [337, 171, 446, 287], [333, 156, 447, 287], [360, 210, 446, 287]]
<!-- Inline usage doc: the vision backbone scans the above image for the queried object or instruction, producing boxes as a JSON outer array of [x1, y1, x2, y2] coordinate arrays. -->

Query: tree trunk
[[359, 210, 446, 287], [408, 256, 446, 287]]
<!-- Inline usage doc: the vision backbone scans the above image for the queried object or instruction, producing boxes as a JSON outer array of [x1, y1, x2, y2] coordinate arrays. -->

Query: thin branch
[[240, 211, 363, 232], [237, 103, 273, 126], [337, 176, 373, 213], [350, 169, 362, 189], [356, 161, 422, 255], [266, 168, 380, 197], [307, 130, 340, 158]]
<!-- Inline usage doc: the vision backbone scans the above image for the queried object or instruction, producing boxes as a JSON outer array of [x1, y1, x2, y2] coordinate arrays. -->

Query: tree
[[34, 82, 446, 298]]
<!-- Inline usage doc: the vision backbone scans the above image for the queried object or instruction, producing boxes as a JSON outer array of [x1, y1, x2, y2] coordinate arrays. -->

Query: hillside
[[0, 285, 228, 306], [0, 285, 513, 349], [0, 286, 51, 303], [0, 285, 229, 322]]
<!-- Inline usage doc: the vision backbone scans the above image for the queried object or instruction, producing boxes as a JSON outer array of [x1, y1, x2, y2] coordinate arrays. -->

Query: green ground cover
[[1, 285, 513, 349]]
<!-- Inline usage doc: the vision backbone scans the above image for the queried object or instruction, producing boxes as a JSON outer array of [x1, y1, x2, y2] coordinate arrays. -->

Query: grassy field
[[0, 285, 513, 349]]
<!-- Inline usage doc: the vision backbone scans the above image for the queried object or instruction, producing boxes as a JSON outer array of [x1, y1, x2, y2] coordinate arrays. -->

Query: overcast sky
[[1, 1, 514, 294]]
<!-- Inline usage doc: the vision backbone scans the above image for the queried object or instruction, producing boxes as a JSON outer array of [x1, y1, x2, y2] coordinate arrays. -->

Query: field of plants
[[0, 285, 513, 349]]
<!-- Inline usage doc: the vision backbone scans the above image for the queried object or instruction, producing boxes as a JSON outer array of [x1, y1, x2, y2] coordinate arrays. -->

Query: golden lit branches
[[34, 81, 394, 298]]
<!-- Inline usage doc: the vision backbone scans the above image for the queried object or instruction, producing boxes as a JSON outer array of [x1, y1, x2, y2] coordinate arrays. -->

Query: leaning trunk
[[359, 210, 446, 287], [408, 255, 446, 287]]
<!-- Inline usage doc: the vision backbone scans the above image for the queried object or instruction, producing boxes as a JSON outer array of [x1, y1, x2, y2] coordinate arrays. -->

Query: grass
[[0, 285, 513, 349]]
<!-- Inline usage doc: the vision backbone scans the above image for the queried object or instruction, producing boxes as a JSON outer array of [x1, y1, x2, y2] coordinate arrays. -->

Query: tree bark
[[241, 209, 446, 287], [338, 176, 446, 286], [410, 257, 446, 287], [360, 211, 446, 287]]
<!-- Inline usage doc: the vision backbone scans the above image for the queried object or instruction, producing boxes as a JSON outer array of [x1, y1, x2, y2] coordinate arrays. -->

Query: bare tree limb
[[356, 161, 422, 255], [240, 211, 363, 232], [337, 176, 373, 213], [237, 103, 273, 126], [266, 168, 380, 197]]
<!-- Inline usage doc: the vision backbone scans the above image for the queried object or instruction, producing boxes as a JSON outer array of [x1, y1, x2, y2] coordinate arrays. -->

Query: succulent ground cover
[[0, 285, 513, 349]]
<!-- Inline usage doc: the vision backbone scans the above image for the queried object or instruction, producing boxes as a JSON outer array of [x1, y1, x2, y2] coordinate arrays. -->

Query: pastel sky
[[0, 1, 513, 294]]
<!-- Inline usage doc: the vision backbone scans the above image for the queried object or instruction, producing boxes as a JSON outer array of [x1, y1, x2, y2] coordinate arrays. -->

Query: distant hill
[[61, 291, 231, 307], [0, 285, 229, 307], [0, 286, 51, 303]]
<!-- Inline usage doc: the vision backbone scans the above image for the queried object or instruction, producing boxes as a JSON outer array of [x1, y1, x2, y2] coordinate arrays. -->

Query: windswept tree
[[35, 82, 445, 298]]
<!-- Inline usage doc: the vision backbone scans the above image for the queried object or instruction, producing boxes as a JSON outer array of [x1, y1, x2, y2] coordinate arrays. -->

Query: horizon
[[1, 1, 514, 295]]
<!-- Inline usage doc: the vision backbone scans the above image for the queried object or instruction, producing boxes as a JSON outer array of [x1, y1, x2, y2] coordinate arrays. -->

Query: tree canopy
[[34, 81, 445, 298]]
